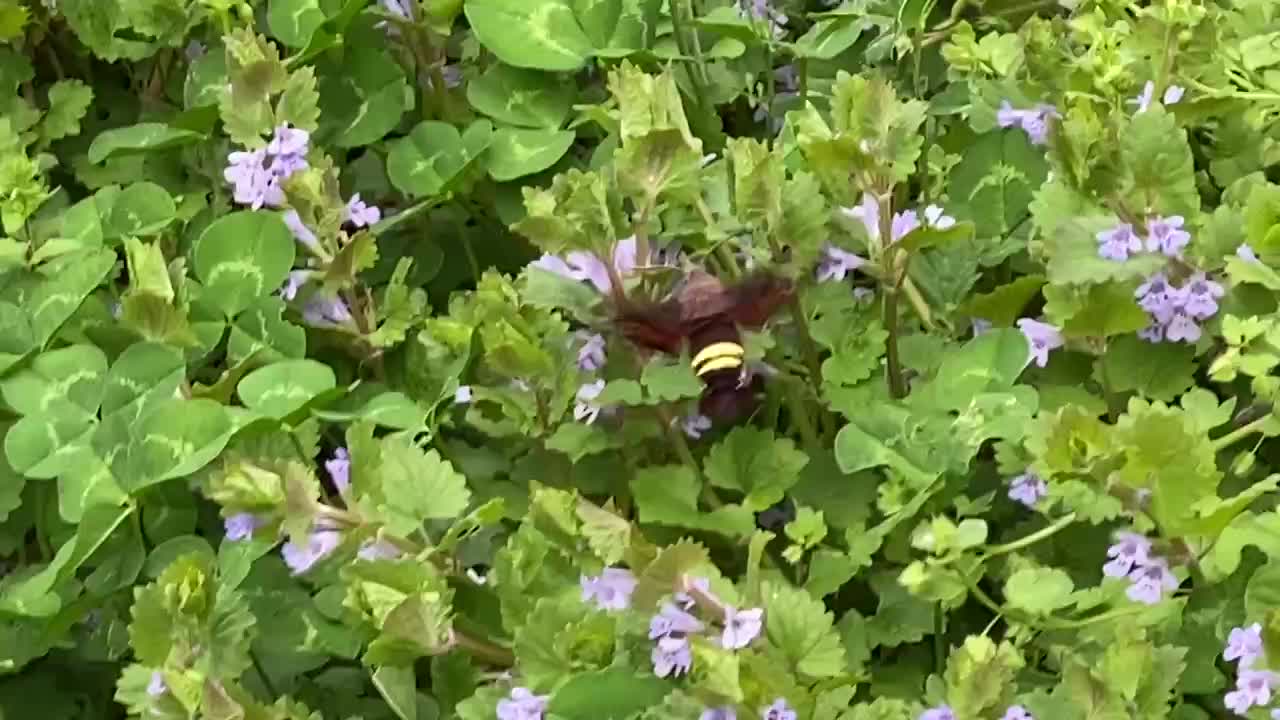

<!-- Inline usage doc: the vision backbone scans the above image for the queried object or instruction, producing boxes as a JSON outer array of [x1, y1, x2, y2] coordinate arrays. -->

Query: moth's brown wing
[[614, 298, 690, 355], [715, 274, 795, 329]]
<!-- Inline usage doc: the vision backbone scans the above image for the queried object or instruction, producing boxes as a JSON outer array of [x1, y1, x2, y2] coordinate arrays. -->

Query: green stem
[[786, 380, 819, 448], [933, 604, 946, 673], [984, 513, 1077, 557], [1212, 414, 1274, 451], [452, 630, 516, 667], [250, 650, 279, 698], [883, 285, 906, 399]]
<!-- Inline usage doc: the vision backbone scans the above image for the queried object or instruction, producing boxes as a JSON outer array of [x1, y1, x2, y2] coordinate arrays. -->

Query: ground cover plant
[[5, 0, 1280, 718]]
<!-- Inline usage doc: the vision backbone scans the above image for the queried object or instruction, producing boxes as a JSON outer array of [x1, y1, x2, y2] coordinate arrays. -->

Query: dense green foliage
[[6, 0, 1280, 719]]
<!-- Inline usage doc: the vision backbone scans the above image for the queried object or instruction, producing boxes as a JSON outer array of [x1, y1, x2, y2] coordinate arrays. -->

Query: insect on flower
[[612, 270, 793, 424]]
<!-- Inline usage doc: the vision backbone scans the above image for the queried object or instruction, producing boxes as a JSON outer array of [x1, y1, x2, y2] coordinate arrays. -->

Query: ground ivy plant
[[5, 0, 1280, 719]]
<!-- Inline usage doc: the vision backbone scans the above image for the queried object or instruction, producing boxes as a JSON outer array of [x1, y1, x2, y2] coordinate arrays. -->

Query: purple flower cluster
[[1221, 623, 1279, 715], [496, 687, 548, 720], [1008, 471, 1048, 508], [1131, 81, 1185, 113], [1103, 532, 1179, 605], [1016, 318, 1064, 368], [223, 124, 310, 210], [841, 193, 956, 248], [1097, 215, 1190, 261], [1135, 271, 1224, 344], [530, 237, 641, 295], [580, 567, 637, 611], [649, 601, 702, 677], [996, 101, 1059, 146]]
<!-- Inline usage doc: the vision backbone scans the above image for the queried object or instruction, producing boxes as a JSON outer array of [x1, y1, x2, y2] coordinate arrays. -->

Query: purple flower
[[721, 606, 763, 649], [303, 294, 353, 326], [1136, 273, 1180, 323], [283, 210, 320, 253], [841, 192, 881, 244], [681, 413, 713, 439], [891, 210, 921, 241], [224, 149, 284, 210], [1225, 669, 1278, 714], [455, 385, 473, 404], [381, 0, 412, 20], [1125, 557, 1179, 604], [282, 526, 343, 575], [1097, 222, 1143, 261], [184, 41, 206, 61], [224, 513, 263, 542], [924, 204, 957, 230], [531, 237, 640, 295], [651, 636, 693, 677], [971, 318, 993, 336], [743, 0, 786, 37], [345, 194, 381, 228], [816, 244, 866, 283], [1225, 623, 1264, 667], [576, 332, 607, 371], [1238, 243, 1259, 262], [325, 447, 350, 494], [1103, 532, 1152, 578], [650, 602, 704, 638], [580, 567, 637, 611], [573, 380, 606, 424], [675, 576, 712, 609], [357, 539, 402, 561], [496, 687, 548, 720], [281, 269, 312, 301], [439, 64, 463, 89], [1001, 707, 1033, 720], [996, 101, 1059, 145], [702, 707, 737, 720], [1016, 318, 1064, 368], [762, 698, 797, 720], [1182, 272, 1224, 319], [1144, 215, 1191, 256], [1008, 472, 1047, 507], [1132, 81, 1185, 113], [267, 124, 309, 160], [147, 671, 167, 697], [919, 706, 955, 720]]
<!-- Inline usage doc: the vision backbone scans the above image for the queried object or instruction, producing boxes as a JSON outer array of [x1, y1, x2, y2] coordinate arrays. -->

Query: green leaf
[[487, 127, 576, 182], [960, 276, 1045, 327], [372, 665, 419, 720], [631, 465, 754, 538], [362, 433, 473, 536], [639, 358, 703, 403], [104, 181, 176, 238], [548, 668, 670, 720], [464, 0, 594, 71], [40, 79, 94, 143], [703, 427, 809, 510], [227, 296, 307, 366], [86, 122, 205, 164], [236, 359, 337, 418], [1004, 567, 1075, 615], [193, 211, 296, 318], [790, 16, 866, 60], [318, 47, 410, 148], [387, 120, 493, 198], [1096, 335, 1197, 402], [466, 64, 573, 129], [268, 0, 325, 48], [513, 594, 616, 688], [115, 398, 236, 491], [761, 580, 847, 680], [1121, 105, 1199, 217]]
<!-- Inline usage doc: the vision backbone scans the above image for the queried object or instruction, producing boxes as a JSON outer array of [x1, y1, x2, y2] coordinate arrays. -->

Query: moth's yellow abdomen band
[[695, 355, 744, 376], [692, 342, 745, 369]]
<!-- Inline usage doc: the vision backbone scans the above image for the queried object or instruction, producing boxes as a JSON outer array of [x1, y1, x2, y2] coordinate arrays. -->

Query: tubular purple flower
[[681, 413, 713, 439], [1097, 223, 1143, 261], [652, 638, 693, 677], [924, 204, 956, 229], [891, 210, 921, 242], [841, 192, 881, 244], [721, 606, 764, 649], [1163, 313, 1201, 343], [357, 539, 402, 561], [1182, 273, 1225, 319], [280, 269, 312, 301], [997, 101, 1059, 145], [303, 294, 353, 326], [576, 332, 607, 371], [1001, 707, 1033, 720], [1225, 623, 1263, 668], [1125, 557, 1179, 604], [147, 671, 167, 697], [762, 698, 797, 720], [267, 124, 310, 158], [282, 525, 343, 575], [573, 380, 606, 424], [675, 576, 713, 609], [1008, 472, 1047, 508], [1238, 243, 1259, 262], [701, 706, 737, 720], [224, 513, 262, 542], [1016, 318, 1064, 368], [1145, 215, 1191, 256], [650, 602, 705, 638], [496, 687, 549, 720], [455, 385, 473, 404], [1225, 669, 1278, 715], [1103, 532, 1152, 578], [580, 567, 637, 611], [283, 210, 321, 253], [345, 194, 382, 228], [816, 245, 867, 283], [919, 706, 955, 720], [325, 447, 350, 494]]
